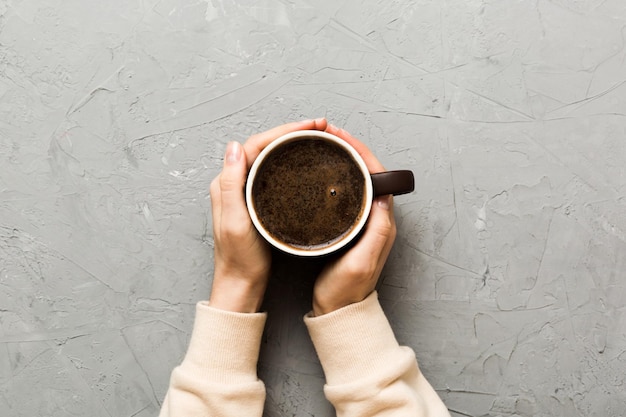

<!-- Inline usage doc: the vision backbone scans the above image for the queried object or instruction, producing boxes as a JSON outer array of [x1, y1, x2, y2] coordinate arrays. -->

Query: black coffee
[[251, 138, 366, 250]]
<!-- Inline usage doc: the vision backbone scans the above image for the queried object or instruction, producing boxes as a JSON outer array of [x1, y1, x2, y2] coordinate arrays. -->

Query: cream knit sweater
[[160, 292, 450, 417]]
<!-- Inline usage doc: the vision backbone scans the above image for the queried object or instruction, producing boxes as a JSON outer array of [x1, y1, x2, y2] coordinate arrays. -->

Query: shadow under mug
[[246, 130, 414, 257]]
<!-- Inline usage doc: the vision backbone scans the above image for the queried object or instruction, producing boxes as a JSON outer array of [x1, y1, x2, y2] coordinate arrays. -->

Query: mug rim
[[245, 130, 374, 257]]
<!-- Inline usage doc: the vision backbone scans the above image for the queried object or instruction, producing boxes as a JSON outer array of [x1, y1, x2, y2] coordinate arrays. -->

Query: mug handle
[[371, 170, 415, 196]]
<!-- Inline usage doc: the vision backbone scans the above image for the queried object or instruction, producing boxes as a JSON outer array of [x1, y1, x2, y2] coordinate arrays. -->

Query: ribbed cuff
[[304, 291, 400, 385], [181, 301, 267, 385]]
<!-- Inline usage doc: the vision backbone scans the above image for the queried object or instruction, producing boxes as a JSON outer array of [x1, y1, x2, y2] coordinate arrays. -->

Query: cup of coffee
[[245, 130, 414, 256]]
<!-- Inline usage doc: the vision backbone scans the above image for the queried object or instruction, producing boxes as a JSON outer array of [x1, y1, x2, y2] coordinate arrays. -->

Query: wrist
[[312, 297, 356, 316], [312, 290, 375, 316], [312, 301, 327, 317], [209, 275, 266, 313]]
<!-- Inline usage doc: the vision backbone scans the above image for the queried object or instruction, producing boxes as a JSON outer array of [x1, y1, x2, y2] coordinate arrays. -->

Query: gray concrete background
[[1, 0, 625, 416]]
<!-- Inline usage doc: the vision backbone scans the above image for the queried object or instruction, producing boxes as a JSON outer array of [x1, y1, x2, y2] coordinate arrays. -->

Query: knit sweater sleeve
[[304, 291, 450, 417], [159, 301, 267, 417]]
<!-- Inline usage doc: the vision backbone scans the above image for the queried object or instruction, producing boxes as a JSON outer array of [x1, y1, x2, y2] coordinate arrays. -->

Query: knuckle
[[221, 222, 249, 242], [373, 215, 395, 241], [389, 221, 397, 241], [344, 258, 375, 279], [219, 172, 243, 193]]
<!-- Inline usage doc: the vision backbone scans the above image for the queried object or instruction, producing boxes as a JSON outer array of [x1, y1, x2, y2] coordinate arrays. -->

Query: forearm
[[159, 302, 266, 417], [305, 292, 450, 417]]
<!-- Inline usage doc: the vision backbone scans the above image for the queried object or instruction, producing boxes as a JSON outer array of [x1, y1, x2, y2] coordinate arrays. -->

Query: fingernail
[[376, 196, 390, 210], [225, 141, 242, 164], [314, 117, 325, 125]]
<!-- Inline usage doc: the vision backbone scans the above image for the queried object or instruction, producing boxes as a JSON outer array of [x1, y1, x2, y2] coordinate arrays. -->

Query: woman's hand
[[312, 125, 397, 316], [208, 118, 328, 313]]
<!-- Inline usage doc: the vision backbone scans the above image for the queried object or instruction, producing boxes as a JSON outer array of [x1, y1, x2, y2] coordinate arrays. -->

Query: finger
[[372, 196, 397, 277], [209, 175, 222, 234], [353, 196, 397, 274], [243, 118, 327, 167], [325, 124, 386, 174], [370, 196, 396, 250], [218, 142, 251, 235]]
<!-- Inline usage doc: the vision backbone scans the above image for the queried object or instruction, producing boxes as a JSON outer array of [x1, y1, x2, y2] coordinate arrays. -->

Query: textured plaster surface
[[1, 0, 625, 416]]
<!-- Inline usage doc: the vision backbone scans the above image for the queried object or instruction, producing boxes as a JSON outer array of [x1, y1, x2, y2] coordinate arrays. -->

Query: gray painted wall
[[1, 1, 625, 416]]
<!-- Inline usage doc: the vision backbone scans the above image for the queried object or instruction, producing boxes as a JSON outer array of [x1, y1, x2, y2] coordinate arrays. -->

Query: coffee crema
[[251, 138, 366, 250]]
